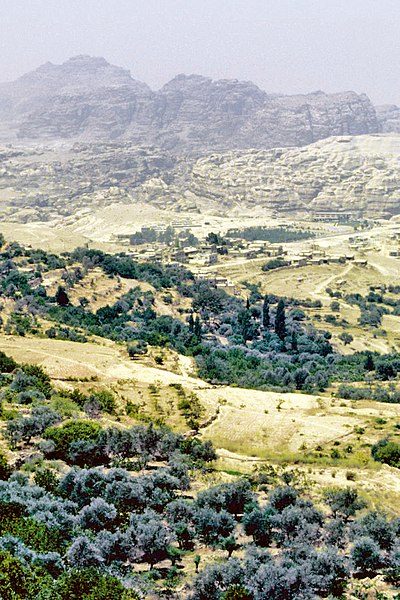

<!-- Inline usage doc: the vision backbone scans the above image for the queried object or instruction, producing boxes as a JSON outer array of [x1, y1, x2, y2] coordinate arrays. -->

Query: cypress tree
[[291, 330, 298, 352], [238, 309, 252, 342], [194, 316, 202, 338], [275, 299, 286, 341], [188, 313, 194, 332], [262, 295, 270, 328], [364, 352, 375, 371], [55, 286, 69, 307]]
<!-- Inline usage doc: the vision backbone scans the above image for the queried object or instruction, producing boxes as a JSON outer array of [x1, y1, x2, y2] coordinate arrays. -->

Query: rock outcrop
[[2, 135, 400, 222], [0, 142, 183, 222], [376, 104, 400, 133], [185, 134, 400, 217], [0, 56, 381, 150]]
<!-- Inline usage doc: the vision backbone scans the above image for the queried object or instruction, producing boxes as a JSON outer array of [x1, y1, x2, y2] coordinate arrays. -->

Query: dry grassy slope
[[0, 222, 92, 253], [1, 333, 400, 512], [44, 267, 151, 310], [199, 387, 400, 459], [0, 334, 202, 389], [0, 334, 209, 435]]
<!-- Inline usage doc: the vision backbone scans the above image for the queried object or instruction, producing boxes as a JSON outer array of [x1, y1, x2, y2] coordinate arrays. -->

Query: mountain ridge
[[0, 55, 387, 151]]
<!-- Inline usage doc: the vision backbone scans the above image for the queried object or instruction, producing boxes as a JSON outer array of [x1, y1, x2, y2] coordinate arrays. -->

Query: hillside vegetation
[[0, 239, 400, 598]]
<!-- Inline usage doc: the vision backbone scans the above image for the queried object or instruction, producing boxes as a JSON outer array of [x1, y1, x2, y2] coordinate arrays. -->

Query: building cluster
[[112, 221, 381, 272], [387, 230, 400, 257], [348, 236, 375, 252], [113, 232, 285, 267], [194, 271, 237, 293], [286, 243, 368, 268], [171, 240, 284, 266], [311, 211, 354, 223]]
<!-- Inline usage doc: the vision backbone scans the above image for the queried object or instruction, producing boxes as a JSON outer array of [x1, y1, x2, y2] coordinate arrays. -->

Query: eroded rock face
[[0, 56, 381, 150], [376, 104, 400, 133], [0, 56, 153, 141], [2, 135, 400, 222], [185, 134, 400, 217], [0, 142, 184, 222]]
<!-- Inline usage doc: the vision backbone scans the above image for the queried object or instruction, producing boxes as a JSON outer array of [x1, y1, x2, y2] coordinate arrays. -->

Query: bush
[[194, 508, 235, 546], [371, 438, 400, 467], [197, 479, 253, 517], [79, 498, 117, 532], [222, 586, 253, 599], [43, 420, 102, 461], [0, 550, 29, 599], [243, 506, 276, 546], [128, 340, 147, 358], [338, 333, 353, 346], [0, 351, 18, 373], [0, 451, 11, 480], [354, 511, 395, 551], [56, 566, 139, 599], [88, 390, 116, 414], [261, 258, 289, 272], [34, 467, 59, 493], [269, 486, 298, 512], [323, 488, 366, 520], [351, 536, 383, 575]]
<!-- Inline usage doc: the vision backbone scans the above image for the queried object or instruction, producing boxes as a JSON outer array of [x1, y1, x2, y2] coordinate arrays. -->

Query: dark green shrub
[[0, 351, 18, 373], [371, 438, 400, 467], [43, 420, 102, 460], [0, 450, 11, 480]]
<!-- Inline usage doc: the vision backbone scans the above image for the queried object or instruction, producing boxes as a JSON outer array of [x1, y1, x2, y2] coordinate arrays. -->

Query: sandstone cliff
[[2, 135, 400, 221], [376, 104, 400, 133], [185, 134, 400, 217]]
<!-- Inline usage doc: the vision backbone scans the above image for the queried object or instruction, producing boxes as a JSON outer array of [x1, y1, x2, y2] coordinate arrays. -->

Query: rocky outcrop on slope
[[0, 56, 380, 150], [376, 104, 400, 133], [186, 134, 400, 217], [2, 135, 400, 222], [0, 142, 187, 222]]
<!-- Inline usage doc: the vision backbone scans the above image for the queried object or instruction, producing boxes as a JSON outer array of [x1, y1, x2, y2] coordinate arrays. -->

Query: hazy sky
[[1, 0, 400, 104]]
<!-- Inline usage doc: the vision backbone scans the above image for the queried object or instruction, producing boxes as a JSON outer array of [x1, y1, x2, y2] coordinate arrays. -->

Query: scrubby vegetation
[[2, 242, 400, 398], [0, 353, 399, 598], [0, 239, 400, 597], [261, 258, 290, 272], [0, 373, 399, 600]]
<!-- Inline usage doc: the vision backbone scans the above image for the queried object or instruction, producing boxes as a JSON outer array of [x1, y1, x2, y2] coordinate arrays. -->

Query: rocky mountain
[[0, 56, 152, 141], [0, 55, 381, 150], [1, 56, 399, 222]]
